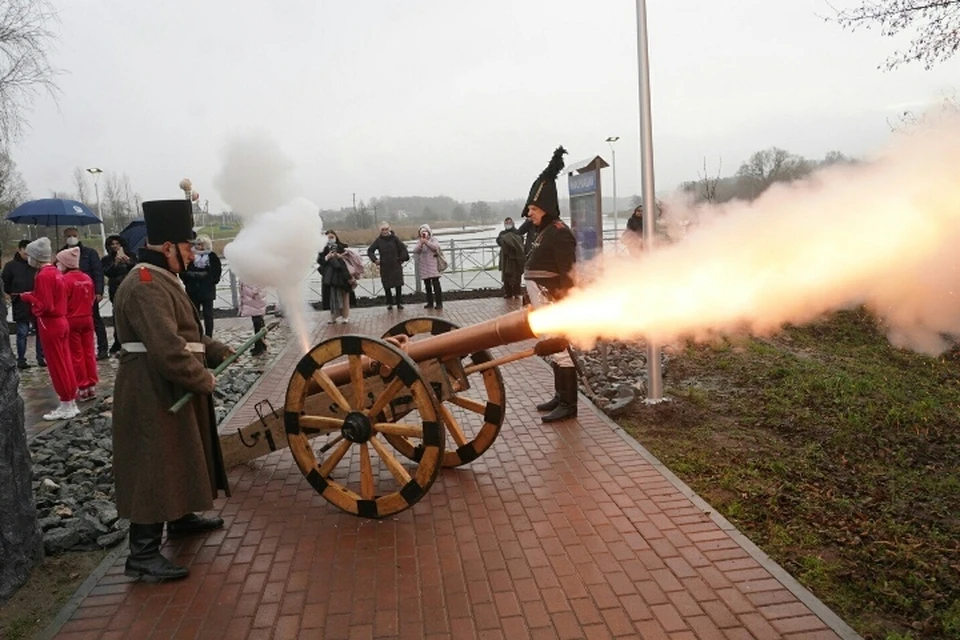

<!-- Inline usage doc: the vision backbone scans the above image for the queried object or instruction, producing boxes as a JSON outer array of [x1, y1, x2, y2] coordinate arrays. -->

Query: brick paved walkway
[[45, 300, 859, 640]]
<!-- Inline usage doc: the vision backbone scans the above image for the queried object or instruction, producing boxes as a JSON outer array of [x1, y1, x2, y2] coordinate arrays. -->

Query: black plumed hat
[[522, 146, 567, 218], [142, 200, 194, 244]]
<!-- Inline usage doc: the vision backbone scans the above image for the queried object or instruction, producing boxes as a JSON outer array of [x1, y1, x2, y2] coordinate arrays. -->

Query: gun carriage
[[216, 307, 565, 518]]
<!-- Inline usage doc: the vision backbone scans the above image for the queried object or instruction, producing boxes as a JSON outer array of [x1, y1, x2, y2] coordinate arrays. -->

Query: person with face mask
[[101, 235, 138, 355], [57, 247, 99, 403], [2, 239, 45, 368], [111, 200, 234, 582], [318, 231, 354, 324], [61, 228, 107, 360], [367, 222, 409, 310], [19, 237, 80, 420], [497, 217, 525, 299], [179, 234, 222, 338]]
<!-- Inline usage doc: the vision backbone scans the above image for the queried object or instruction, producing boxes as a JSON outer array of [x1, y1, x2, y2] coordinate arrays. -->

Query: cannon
[[218, 307, 566, 518]]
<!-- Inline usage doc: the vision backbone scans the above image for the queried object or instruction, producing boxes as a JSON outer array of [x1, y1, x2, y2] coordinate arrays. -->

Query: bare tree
[[72, 166, 90, 205], [0, 0, 59, 142], [0, 149, 27, 247], [735, 147, 811, 198], [697, 156, 723, 203], [830, 0, 960, 69]]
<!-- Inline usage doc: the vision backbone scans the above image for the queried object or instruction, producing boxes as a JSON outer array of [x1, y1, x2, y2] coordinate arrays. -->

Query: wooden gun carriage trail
[[217, 307, 569, 518]]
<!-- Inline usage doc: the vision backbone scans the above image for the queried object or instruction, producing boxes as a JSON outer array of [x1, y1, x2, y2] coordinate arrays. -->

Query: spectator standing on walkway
[[57, 247, 99, 403], [112, 199, 233, 582], [497, 217, 525, 299], [367, 222, 408, 310], [319, 231, 354, 324], [521, 146, 579, 423], [2, 239, 45, 369], [413, 224, 444, 310], [102, 235, 138, 355], [238, 281, 268, 356], [180, 234, 222, 338], [61, 228, 107, 360], [20, 238, 79, 421], [622, 205, 645, 255]]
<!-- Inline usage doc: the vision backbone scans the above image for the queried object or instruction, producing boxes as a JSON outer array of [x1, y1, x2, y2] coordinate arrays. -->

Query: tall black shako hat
[[142, 200, 194, 245], [522, 146, 567, 218]]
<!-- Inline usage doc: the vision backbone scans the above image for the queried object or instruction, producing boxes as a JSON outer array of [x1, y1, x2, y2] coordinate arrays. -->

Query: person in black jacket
[[522, 146, 579, 423], [101, 235, 138, 354], [367, 222, 409, 310], [180, 234, 222, 337], [317, 231, 354, 324], [2, 239, 45, 368], [62, 228, 108, 359]]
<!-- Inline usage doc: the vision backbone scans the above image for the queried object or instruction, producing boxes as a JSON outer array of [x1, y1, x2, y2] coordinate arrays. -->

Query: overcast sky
[[10, 0, 959, 214]]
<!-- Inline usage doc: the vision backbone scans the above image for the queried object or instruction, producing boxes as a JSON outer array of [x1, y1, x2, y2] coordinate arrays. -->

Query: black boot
[[536, 363, 561, 411], [542, 367, 579, 423], [124, 523, 189, 581], [167, 513, 225, 537]]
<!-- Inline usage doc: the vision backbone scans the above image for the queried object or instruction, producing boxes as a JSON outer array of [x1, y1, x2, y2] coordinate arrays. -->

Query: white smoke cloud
[[216, 133, 324, 352], [530, 113, 960, 355]]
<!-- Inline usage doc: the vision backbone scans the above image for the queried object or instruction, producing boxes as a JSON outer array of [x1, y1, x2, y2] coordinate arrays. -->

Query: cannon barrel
[[321, 307, 538, 385]]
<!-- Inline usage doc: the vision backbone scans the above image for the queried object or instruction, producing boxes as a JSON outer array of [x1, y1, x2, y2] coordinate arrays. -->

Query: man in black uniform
[[522, 146, 579, 423]]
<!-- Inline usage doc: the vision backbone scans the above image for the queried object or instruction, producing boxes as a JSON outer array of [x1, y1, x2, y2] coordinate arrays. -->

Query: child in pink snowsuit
[[58, 247, 99, 401]]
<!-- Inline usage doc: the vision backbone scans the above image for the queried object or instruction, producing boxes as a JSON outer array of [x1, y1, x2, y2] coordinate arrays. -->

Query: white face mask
[[65, 237, 79, 247]]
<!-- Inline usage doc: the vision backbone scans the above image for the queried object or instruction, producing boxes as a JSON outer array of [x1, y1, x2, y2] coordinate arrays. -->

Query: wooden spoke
[[319, 439, 352, 478], [299, 415, 344, 432], [439, 403, 468, 448], [349, 355, 365, 411], [316, 434, 345, 455], [369, 436, 412, 485], [366, 377, 405, 418], [374, 422, 424, 439], [359, 443, 374, 500], [449, 395, 486, 415], [286, 334, 443, 519], [312, 368, 352, 413]]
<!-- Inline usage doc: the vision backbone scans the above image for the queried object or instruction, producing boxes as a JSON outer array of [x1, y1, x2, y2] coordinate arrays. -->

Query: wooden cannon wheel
[[284, 335, 444, 518], [381, 317, 507, 468]]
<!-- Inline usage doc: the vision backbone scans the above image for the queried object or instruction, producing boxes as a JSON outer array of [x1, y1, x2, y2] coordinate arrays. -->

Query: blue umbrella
[[5, 198, 102, 227], [119, 218, 146, 254], [6, 198, 105, 250]]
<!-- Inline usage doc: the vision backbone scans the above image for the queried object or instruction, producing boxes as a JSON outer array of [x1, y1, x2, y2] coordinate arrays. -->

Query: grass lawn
[[620, 309, 960, 639]]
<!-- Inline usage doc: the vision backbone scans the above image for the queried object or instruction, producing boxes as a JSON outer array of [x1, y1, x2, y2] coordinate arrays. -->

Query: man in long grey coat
[[112, 199, 233, 581]]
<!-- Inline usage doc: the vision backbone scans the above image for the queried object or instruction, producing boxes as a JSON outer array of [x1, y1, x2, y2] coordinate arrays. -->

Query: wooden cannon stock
[[219, 308, 563, 518]]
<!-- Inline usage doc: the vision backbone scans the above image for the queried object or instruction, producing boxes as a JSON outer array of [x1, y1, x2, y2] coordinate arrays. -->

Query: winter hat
[[57, 247, 81, 270], [418, 224, 432, 236], [522, 146, 567, 218], [142, 199, 194, 244], [25, 237, 52, 263]]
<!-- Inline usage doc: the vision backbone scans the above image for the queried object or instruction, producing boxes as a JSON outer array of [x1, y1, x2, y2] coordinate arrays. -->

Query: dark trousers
[[424, 277, 443, 307], [15, 320, 44, 363], [92, 300, 108, 356], [384, 286, 403, 307], [251, 315, 265, 350], [503, 273, 522, 297], [190, 296, 215, 337]]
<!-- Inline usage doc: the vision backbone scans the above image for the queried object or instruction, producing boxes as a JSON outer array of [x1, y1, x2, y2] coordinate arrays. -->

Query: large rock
[[0, 298, 44, 603]]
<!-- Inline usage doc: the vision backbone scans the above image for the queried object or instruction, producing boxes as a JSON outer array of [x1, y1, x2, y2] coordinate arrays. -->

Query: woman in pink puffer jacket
[[412, 224, 443, 310]]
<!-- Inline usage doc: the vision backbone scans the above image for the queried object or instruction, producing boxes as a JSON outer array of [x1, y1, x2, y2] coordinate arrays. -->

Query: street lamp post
[[605, 136, 620, 236], [86, 167, 106, 251], [635, 0, 663, 402]]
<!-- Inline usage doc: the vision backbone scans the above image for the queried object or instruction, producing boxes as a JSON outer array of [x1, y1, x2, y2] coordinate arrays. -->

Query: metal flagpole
[[636, 0, 663, 401]]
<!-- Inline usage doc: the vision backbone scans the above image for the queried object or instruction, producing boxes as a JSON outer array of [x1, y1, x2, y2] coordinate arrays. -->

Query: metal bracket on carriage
[[242, 399, 278, 452]]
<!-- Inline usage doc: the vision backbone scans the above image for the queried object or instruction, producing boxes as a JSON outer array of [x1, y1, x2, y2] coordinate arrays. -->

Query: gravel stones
[[28, 364, 264, 555]]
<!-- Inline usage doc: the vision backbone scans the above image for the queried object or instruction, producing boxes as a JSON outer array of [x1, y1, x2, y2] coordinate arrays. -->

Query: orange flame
[[530, 116, 960, 355]]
